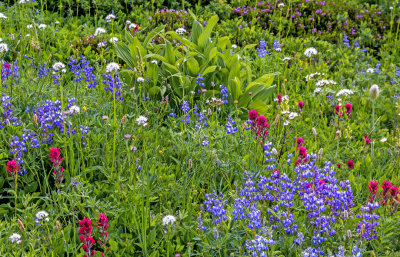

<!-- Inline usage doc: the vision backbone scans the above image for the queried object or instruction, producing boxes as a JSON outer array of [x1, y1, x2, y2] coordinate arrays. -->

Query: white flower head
[[0, 43, 8, 53], [314, 87, 322, 94], [27, 24, 33, 29], [151, 60, 158, 65], [288, 112, 298, 120], [129, 23, 139, 29], [366, 68, 374, 73], [312, 127, 317, 136], [232, 44, 238, 49], [35, 210, 49, 225], [97, 42, 106, 48], [69, 105, 80, 114], [271, 148, 278, 155], [176, 27, 186, 35], [19, 0, 27, 3], [0, 13, 7, 19], [105, 62, 120, 73], [109, 37, 118, 43], [283, 120, 290, 126], [105, 13, 116, 23], [278, 2, 285, 8], [380, 137, 387, 142], [94, 27, 106, 36], [126, 20, 132, 25], [9, 233, 22, 244], [282, 57, 291, 61], [52, 62, 65, 72], [162, 215, 176, 226], [336, 89, 354, 97], [137, 77, 145, 82], [136, 115, 148, 126], [55, 21, 60, 25], [369, 84, 379, 100], [304, 47, 318, 57], [38, 24, 47, 30]]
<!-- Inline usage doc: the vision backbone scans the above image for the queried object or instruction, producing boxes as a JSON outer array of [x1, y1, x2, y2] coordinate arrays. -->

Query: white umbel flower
[[19, 0, 27, 3], [52, 62, 66, 72], [94, 27, 106, 36], [366, 68, 374, 73], [69, 105, 80, 114], [137, 77, 145, 82], [27, 24, 33, 29], [232, 44, 238, 49], [151, 60, 158, 64], [380, 138, 387, 142], [105, 13, 116, 23], [288, 112, 298, 119], [9, 233, 22, 244], [38, 24, 47, 30], [304, 47, 318, 57], [105, 62, 120, 73], [136, 115, 148, 126], [0, 13, 7, 19], [35, 210, 49, 225], [109, 37, 118, 43], [336, 89, 354, 97], [126, 20, 132, 25], [369, 84, 379, 100], [0, 43, 8, 53], [278, 2, 285, 8], [162, 215, 176, 226], [176, 27, 186, 35]]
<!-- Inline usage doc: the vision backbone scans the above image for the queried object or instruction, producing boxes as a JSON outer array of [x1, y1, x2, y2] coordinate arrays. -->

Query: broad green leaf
[[198, 15, 219, 49]]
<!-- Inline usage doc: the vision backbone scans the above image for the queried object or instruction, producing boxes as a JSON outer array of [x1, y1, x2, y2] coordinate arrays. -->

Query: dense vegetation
[[1, 0, 400, 256]]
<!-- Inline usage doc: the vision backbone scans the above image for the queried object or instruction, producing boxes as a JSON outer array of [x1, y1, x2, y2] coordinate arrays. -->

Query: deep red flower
[[364, 135, 371, 145], [334, 105, 341, 115], [249, 109, 258, 120], [337, 163, 342, 168], [298, 101, 305, 110], [3, 63, 10, 70], [297, 146, 307, 158], [345, 103, 352, 117], [296, 137, 305, 147], [381, 181, 393, 196], [49, 147, 62, 162], [6, 160, 19, 176], [257, 115, 268, 127], [272, 170, 280, 177], [276, 94, 282, 104], [390, 185, 399, 199], [368, 180, 379, 194], [346, 160, 354, 169]]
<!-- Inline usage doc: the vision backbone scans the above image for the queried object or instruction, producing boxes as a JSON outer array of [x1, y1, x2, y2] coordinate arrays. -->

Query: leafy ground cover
[[1, 0, 400, 256]]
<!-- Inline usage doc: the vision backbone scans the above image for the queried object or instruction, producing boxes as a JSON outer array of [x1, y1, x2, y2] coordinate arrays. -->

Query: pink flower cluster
[[248, 109, 269, 142], [78, 218, 96, 257], [6, 160, 19, 176], [368, 180, 400, 215], [295, 137, 308, 166], [49, 147, 64, 184]]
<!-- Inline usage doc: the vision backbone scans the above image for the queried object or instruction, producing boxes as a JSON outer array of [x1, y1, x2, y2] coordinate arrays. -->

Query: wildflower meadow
[[1, 0, 400, 256]]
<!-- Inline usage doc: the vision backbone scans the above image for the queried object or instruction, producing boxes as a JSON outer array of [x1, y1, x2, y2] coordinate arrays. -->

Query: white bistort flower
[[336, 89, 354, 97], [0, 13, 7, 19], [52, 62, 66, 72], [109, 37, 118, 43], [38, 24, 47, 30], [105, 13, 116, 23], [278, 3, 285, 8], [288, 112, 298, 119], [69, 105, 80, 114], [27, 24, 33, 29], [0, 43, 8, 53], [94, 27, 106, 36], [176, 27, 186, 35], [9, 233, 22, 244], [304, 47, 318, 57], [137, 77, 145, 82], [232, 44, 238, 49], [366, 68, 374, 73], [162, 215, 176, 226], [136, 115, 148, 126], [35, 210, 49, 225], [105, 62, 120, 73], [19, 0, 27, 4]]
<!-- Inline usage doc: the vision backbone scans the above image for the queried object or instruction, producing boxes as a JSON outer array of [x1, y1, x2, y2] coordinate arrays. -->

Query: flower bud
[[369, 84, 379, 100]]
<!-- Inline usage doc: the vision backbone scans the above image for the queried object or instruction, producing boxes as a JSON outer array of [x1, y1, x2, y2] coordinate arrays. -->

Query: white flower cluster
[[162, 215, 176, 226], [94, 27, 106, 36], [105, 13, 116, 23], [176, 27, 186, 35], [315, 79, 337, 87], [305, 72, 324, 81], [109, 37, 118, 43], [0, 13, 7, 19], [0, 43, 8, 53], [38, 24, 47, 30], [336, 89, 354, 97], [35, 210, 50, 226], [10, 233, 22, 244], [304, 47, 318, 57], [52, 62, 66, 73], [136, 116, 148, 127], [105, 62, 120, 73]]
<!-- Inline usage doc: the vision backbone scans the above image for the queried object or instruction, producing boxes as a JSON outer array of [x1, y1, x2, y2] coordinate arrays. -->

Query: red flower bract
[[249, 109, 258, 120], [49, 147, 61, 162], [334, 105, 340, 115], [345, 103, 352, 117], [297, 146, 307, 158], [381, 181, 393, 196], [6, 160, 19, 176], [298, 101, 305, 110], [368, 180, 379, 194], [296, 137, 305, 147], [346, 160, 354, 169], [276, 94, 282, 104], [390, 185, 399, 199], [364, 135, 371, 145]]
